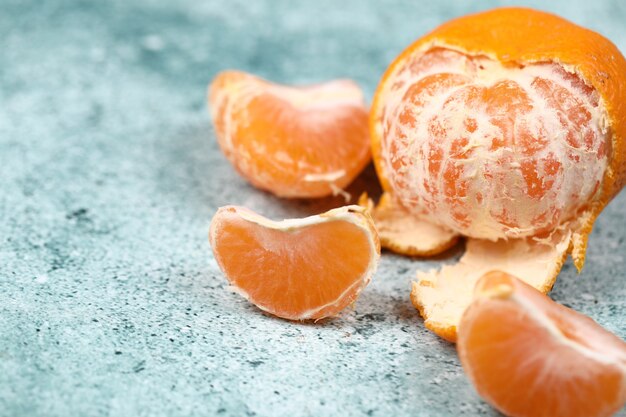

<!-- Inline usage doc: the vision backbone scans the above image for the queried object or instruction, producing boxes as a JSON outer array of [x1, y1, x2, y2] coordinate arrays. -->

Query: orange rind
[[410, 229, 571, 342], [359, 192, 458, 257]]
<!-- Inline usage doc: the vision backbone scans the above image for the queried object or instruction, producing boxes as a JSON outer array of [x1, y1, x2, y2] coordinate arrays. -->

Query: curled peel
[[358, 192, 459, 257], [410, 228, 572, 342]]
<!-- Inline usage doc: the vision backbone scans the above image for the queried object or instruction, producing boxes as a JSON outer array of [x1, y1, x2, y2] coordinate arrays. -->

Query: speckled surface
[[2, 1, 625, 416]]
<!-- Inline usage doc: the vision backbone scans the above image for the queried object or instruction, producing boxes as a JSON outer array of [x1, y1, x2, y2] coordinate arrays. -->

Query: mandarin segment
[[209, 205, 380, 321], [458, 272, 626, 417], [209, 71, 371, 198]]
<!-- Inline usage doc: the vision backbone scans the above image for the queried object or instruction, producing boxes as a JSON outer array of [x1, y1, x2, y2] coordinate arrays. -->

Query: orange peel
[[410, 229, 571, 342], [358, 192, 458, 256]]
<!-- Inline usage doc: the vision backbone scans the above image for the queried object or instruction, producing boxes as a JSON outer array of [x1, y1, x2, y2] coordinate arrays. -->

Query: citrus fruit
[[369, 7, 626, 341], [411, 230, 571, 342], [359, 192, 458, 256], [370, 7, 626, 270], [209, 71, 371, 198], [209, 205, 380, 320], [458, 271, 626, 417]]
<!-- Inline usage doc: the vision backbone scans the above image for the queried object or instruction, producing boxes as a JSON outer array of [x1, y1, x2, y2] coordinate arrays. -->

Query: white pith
[[379, 46, 610, 240], [370, 193, 458, 254], [303, 170, 346, 182], [412, 227, 571, 335]]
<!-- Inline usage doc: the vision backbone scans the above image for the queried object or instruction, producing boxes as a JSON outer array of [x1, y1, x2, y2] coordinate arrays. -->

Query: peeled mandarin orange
[[368, 7, 626, 341], [209, 205, 380, 320], [370, 7, 626, 269], [458, 271, 626, 417], [209, 71, 371, 198], [359, 192, 458, 257], [411, 230, 571, 342]]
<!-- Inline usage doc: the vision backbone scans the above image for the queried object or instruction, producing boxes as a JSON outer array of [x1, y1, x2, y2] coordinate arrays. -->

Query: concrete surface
[[1, 0, 625, 416]]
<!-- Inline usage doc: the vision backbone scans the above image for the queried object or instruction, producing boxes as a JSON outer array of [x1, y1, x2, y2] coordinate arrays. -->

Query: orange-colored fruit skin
[[457, 271, 626, 417], [370, 7, 626, 250]]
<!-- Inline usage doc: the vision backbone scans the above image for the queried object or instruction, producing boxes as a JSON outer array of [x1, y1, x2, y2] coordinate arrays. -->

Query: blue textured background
[[2, 1, 625, 416]]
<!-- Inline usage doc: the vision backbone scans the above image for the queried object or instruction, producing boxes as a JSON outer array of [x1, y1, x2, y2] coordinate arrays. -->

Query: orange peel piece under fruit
[[411, 228, 572, 342], [458, 271, 626, 417], [209, 205, 380, 321], [358, 192, 458, 256], [209, 70, 371, 198]]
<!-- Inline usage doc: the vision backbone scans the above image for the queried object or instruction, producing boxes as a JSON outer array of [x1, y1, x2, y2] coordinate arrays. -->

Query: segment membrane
[[380, 48, 609, 239]]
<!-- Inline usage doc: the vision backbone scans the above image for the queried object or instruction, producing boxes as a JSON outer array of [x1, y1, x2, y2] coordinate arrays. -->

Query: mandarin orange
[[368, 7, 626, 341], [370, 7, 626, 269]]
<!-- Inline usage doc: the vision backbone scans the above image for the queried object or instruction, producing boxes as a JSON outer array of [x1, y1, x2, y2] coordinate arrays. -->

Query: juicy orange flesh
[[380, 47, 608, 239], [214, 215, 372, 319], [459, 273, 626, 417], [233, 93, 369, 188], [210, 72, 370, 197]]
